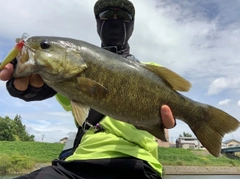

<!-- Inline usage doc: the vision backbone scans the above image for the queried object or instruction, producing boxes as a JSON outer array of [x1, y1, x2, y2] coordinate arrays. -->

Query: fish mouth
[[22, 42, 36, 54], [13, 41, 38, 78], [17, 39, 37, 64], [16, 33, 36, 61]]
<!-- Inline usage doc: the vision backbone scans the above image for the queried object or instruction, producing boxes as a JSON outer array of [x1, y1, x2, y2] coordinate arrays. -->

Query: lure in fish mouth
[[2, 35, 240, 157], [0, 33, 39, 77], [0, 33, 29, 70]]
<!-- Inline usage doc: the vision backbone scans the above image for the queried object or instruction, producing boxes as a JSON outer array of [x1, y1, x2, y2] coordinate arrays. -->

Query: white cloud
[[218, 99, 231, 105], [207, 77, 228, 95], [207, 77, 240, 95]]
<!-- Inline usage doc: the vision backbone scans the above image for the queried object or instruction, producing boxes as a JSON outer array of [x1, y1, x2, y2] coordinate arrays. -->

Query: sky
[[0, 0, 240, 144]]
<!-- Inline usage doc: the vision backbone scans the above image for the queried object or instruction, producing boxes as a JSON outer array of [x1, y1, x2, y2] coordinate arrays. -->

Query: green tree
[[0, 116, 14, 141], [179, 132, 192, 137], [0, 115, 35, 141]]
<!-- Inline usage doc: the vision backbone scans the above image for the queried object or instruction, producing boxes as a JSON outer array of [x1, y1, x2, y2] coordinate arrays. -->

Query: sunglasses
[[98, 9, 133, 21]]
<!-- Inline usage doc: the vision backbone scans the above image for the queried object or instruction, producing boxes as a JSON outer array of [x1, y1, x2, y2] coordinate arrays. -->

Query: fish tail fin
[[189, 105, 239, 157]]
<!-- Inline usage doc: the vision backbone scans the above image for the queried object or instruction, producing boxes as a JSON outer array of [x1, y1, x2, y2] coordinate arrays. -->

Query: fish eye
[[40, 40, 50, 49]]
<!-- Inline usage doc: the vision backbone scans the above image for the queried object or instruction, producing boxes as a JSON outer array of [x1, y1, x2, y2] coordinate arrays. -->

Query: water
[[164, 175, 240, 179], [1, 175, 240, 179]]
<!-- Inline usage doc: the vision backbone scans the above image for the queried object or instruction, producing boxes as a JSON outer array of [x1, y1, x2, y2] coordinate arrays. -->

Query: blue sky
[[0, 0, 240, 143]]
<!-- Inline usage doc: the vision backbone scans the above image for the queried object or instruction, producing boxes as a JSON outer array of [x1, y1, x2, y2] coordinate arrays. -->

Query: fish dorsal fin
[[70, 100, 90, 126], [142, 64, 191, 92]]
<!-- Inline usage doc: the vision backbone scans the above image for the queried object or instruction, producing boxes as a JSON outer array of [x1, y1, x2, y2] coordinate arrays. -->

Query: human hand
[[161, 105, 176, 129], [0, 63, 14, 81], [0, 63, 44, 91]]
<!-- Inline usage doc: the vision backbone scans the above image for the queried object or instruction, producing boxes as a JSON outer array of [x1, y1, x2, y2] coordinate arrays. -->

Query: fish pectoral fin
[[76, 77, 108, 99], [142, 64, 191, 92], [63, 51, 87, 78], [70, 100, 90, 126]]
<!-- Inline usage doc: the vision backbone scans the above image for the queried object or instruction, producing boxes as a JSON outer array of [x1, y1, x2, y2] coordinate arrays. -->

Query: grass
[[0, 141, 64, 163], [0, 141, 64, 173], [158, 147, 240, 166], [0, 142, 240, 173]]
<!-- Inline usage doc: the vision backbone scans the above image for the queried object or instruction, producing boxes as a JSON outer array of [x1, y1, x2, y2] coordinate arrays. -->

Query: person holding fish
[[0, 0, 176, 178]]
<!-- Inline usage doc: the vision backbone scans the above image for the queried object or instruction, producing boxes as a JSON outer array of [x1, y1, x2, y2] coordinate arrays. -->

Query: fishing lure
[[0, 33, 28, 70]]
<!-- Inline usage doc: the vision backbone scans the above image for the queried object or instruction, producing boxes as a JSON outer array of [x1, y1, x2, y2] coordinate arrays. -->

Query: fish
[[9, 36, 239, 157]]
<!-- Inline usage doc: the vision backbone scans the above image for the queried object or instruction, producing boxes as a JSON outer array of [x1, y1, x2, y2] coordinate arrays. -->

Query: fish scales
[[11, 36, 240, 157], [76, 48, 170, 124]]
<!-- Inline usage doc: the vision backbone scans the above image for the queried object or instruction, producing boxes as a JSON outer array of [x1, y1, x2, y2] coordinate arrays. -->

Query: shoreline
[[1, 165, 240, 175], [164, 166, 240, 175]]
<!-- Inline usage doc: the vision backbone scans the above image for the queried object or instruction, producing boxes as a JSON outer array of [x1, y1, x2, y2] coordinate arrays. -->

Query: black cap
[[94, 0, 135, 19]]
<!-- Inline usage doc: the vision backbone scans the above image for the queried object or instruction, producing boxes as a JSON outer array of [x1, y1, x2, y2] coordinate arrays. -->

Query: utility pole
[[42, 134, 45, 142]]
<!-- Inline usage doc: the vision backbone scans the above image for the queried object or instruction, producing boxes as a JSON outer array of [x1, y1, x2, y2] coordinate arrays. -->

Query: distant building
[[223, 139, 240, 148], [221, 143, 228, 149], [59, 137, 68, 144], [176, 137, 203, 149], [62, 133, 77, 151]]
